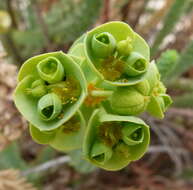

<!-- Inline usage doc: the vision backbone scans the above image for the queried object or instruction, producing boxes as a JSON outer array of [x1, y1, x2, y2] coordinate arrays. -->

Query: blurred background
[[0, 0, 193, 189]]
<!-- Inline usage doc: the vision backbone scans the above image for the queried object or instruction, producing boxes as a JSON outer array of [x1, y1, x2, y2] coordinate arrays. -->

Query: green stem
[[91, 90, 113, 97]]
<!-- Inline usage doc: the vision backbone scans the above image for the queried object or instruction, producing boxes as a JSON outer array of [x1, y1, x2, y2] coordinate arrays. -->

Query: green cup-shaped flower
[[91, 32, 116, 58], [0, 11, 11, 33], [83, 109, 150, 171], [37, 56, 65, 84], [110, 86, 149, 115], [14, 51, 87, 131], [90, 140, 113, 164], [123, 52, 148, 76], [121, 124, 144, 146], [147, 94, 172, 119], [37, 93, 62, 121], [85, 21, 150, 86]]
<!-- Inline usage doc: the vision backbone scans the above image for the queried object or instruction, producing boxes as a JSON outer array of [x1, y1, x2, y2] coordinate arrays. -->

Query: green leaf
[[156, 50, 179, 81], [0, 142, 27, 170], [151, 0, 189, 56], [170, 40, 193, 79]]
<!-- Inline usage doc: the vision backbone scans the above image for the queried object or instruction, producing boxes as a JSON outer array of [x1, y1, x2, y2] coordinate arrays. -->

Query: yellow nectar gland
[[114, 143, 130, 158], [98, 56, 124, 81], [98, 122, 122, 147], [49, 77, 80, 105]]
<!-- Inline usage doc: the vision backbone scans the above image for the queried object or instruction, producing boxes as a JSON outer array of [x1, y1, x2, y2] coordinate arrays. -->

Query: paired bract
[[14, 21, 172, 171]]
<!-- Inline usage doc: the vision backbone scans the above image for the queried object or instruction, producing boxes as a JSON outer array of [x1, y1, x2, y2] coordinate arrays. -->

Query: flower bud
[[110, 87, 148, 115], [26, 79, 47, 97], [145, 61, 160, 92], [91, 32, 116, 58], [121, 124, 144, 146], [37, 56, 65, 84], [123, 52, 148, 76], [157, 81, 166, 94], [147, 96, 164, 118], [134, 79, 150, 96], [38, 93, 62, 121], [116, 37, 133, 56]]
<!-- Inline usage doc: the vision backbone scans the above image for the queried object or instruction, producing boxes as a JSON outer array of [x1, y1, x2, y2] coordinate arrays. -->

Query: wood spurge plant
[[13, 21, 172, 171]]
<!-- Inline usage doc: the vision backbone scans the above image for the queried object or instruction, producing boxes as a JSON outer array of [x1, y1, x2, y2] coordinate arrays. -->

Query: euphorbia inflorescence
[[14, 22, 172, 171]]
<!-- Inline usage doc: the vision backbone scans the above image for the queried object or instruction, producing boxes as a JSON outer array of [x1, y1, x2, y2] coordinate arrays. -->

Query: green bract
[[37, 93, 62, 121], [83, 109, 150, 171], [84, 21, 150, 86], [37, 56, 65, 84], [123, 52, 148, 76], [14, 51, 87, 131], [13, 21, 172, 171], [30, 111, 85, 151], [147, 94, 172, 119], [91, 32, 116, 58]]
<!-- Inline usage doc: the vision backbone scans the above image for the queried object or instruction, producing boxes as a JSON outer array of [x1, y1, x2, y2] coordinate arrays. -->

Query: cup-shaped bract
[[123, 52, 148, 76], [91, 32, 116, 58], [84, 21, 150, 86], [83, 109, 150, 171], [90, 140, 113, 164], [30, 111, 85, 151], [14, 51, 87, 131], [121, 124, 144, 146], [37, 56, 65, 84], [50, 111, 86, 151], [37, 93, 62, 121], [29, 124, 57, 144], [110, 86, 149, 115]]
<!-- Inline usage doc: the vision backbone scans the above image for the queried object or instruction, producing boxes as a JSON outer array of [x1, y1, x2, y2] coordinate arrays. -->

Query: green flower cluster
[[14, 22, 172, 171]]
